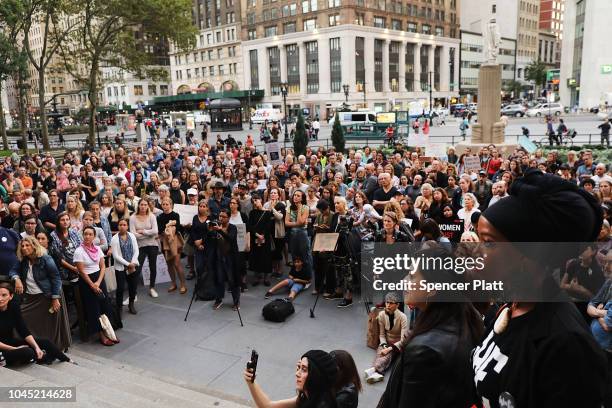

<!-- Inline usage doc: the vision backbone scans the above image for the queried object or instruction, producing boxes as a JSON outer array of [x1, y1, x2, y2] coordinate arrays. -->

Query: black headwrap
[[482, 169, 602, 242]]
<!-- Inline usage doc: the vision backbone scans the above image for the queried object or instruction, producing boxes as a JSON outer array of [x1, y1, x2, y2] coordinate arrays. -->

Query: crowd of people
[[0, 127, 611, 407]]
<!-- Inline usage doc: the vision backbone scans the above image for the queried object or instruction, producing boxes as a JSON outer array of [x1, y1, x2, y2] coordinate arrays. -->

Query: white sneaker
[[149, 288, 159, 298], [122, 295, 137, 306], [364, 367, 376, 379], [367, 373, 384, 384]]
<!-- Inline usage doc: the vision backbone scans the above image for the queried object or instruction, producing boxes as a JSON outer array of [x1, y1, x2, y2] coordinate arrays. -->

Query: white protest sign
[[426, 143, 448, 159], [265, 141, 282, 165], [463, 156, 481, 173], [141, 254, 171, 286], [173, 204, 199, 225], [91, 171, 108, 190], [235, 223, 247, 252]]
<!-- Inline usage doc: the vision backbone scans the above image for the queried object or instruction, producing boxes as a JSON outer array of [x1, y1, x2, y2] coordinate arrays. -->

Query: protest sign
[[519, 135, 537, 153], [141, 254, 171, 286], [235, 223, 247, 252], [463, 156, 481, 173], [173, 204, 198, 225], [438, 219, 464, 242], [265, 141, 282, 165]]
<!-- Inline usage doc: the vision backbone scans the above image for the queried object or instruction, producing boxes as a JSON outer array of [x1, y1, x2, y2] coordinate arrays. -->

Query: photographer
[[243, 349, 338, 408], [209, 209, 240, 310], [328, 197, 354, 308]]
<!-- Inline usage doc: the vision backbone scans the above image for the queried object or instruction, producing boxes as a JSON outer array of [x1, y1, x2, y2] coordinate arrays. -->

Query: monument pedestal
[[454, 140, 518, 156], [471, 64, 505, 145]]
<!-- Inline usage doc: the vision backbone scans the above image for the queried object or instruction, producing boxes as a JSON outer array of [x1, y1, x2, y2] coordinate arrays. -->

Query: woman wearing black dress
[[247, 195, 274, 286]]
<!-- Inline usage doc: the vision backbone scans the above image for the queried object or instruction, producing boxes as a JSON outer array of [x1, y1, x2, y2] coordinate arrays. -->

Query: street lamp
[[280, 82, 289, 141], [248, 88, 252, 130]]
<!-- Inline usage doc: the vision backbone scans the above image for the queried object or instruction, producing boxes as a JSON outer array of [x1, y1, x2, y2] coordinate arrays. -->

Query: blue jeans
[[591, 301, 612, 350]]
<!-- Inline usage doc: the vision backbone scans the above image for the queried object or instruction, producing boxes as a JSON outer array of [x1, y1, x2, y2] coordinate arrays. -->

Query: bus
[[338, 111, 377, 127]]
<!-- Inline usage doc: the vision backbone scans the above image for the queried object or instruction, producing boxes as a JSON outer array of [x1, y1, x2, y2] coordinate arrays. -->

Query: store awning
[[151, 89, 264, 105]]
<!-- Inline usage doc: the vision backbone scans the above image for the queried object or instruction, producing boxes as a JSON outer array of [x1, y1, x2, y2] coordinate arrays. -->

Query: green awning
[[151, 89, 264, 105], [96, 106, 118, 112]]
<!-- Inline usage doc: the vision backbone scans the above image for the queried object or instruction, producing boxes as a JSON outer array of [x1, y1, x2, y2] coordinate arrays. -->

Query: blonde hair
[[17, 236, 46, 261], [65, 195, 84, 217]]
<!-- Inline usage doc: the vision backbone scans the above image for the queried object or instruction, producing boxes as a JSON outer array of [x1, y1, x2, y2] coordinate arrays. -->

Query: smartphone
[[246, 350, 258, 383]]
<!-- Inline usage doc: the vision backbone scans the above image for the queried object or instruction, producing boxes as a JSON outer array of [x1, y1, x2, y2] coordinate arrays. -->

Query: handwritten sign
[[173, 204, 198, 225], [265, 141, 282, 165], [141, 253, 171, 286], [426, 143, 448, 159], [463, 156, 481, 173], [235, 223, 247, 252]]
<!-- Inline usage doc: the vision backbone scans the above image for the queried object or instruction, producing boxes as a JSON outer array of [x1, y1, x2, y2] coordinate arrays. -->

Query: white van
[[338, 111, 377, 127], [525, 103, 564, 117]]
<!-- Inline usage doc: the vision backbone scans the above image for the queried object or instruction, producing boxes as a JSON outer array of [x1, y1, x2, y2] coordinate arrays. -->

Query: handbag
[[99, 314, 117, 342], [103, 265, 117, 292], [367, 308, 382, 349]]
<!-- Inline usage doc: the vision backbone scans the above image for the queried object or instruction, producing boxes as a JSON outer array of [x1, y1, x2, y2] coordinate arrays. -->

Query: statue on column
[[483, 18, 501, 65]]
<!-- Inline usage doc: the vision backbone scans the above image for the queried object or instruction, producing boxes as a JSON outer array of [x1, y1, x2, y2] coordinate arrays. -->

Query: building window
[[355, 12, 364, 25], [306, 41, 319, 94], [265, 25, 277, 37], [219, 65, 224, 75], [286, 44, 300, 93], [422, 24, 431, 34], [121, 86, 126, 96], [355, 37, 365, 93], [134, 85, 143, 96], [434, 46, 440, 90], [248, 29, 257, 40], [389, 41, 399, 92], [249, 50, 259, 88], [374, 39, 383, 92], [328, 0, 340, 7], [407, 22, 417, 32], [284, 21, 296, 33], [328, 14, 340, 26], [373, 16, 386, 28], [107, 87, 112, 97], [435, 26, 444, 36], [405, 43, 414, 92], [269, 47, 281, 95], [391, 19, 402, 30], [302, 0, 317, 13], [186, 69, 191, 79], [303, 18, 317, 31], [216, 31, 221, 42], [160, 85, 168, 95], [148, 85, 157, 96], [420, 45, 429, 91], [330, 37, 341, 93], [247, 12, 256, 24], [210, 66, 215, 76]]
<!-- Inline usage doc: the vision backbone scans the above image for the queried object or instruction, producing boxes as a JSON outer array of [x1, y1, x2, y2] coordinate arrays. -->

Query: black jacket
[[335, 384, 358, 408], [378, 321, 478, 408]]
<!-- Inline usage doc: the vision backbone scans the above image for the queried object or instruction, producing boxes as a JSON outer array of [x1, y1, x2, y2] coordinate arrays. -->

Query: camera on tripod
[[336, 214, 353, 233]]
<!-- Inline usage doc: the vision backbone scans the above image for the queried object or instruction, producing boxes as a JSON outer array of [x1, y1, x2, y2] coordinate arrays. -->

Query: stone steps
[[1, 348, 251, 408]]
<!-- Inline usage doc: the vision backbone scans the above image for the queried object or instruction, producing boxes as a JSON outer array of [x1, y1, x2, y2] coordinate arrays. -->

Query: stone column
[[428, 44, 435, 91], [365, 36, 376, 95], [382, 39, 390, 93], [318, 38, 331, 95], [453, 46, 460, 93], [398, 41, 406, 92], [471, 64, 505, 144], [280, 44, 288, 83], [440, 45, 450, 93], [341, 35, 356, 94], [243, 49, 251, 90], [299, 42, 307, 96], [413, 43, 422, 93], [258, 46, 270, 96]]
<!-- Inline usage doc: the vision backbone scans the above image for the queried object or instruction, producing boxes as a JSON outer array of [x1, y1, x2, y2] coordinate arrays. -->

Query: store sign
[[567, 78, 577, 87], [601, 65, 612, 74]]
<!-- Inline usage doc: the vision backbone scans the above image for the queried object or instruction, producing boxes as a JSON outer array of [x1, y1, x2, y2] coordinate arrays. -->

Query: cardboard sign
[[173, 204, 199, 225], [519, 135, 537, 153], [265, 141, 282, 165], [438, 219, 464, 243], [463, 156, 481, 173], [141, 253, 171, 286], [426, 143, 448, 159], [235, 223, 247, 252], [312, 233, 340, 252]]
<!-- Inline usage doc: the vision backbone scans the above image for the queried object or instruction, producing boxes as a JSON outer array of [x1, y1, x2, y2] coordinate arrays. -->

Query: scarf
[[80, 242, 100, 263]]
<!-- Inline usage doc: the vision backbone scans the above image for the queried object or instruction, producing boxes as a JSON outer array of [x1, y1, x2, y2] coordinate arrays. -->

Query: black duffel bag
[[262, 299, 295, 322]]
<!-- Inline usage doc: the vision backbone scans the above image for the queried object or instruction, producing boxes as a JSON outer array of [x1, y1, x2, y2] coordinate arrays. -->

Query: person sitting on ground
[[265, 256, 311, 301], [364, 292, 409, 384]]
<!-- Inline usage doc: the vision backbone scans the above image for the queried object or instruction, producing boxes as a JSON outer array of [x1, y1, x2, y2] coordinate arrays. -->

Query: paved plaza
[[72, 268, 387, 407]]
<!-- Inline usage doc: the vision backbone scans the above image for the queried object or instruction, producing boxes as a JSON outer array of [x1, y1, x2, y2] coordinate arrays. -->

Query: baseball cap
[[187, 188, 198, 196]]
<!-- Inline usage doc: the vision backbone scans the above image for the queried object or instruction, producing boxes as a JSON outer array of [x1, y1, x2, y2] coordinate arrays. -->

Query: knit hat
[[301, 350, 338, 385], [384, 292, 401, 304]]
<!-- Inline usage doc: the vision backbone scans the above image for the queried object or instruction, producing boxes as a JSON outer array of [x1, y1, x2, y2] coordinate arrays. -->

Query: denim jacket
[[9, 254, 62, 299]]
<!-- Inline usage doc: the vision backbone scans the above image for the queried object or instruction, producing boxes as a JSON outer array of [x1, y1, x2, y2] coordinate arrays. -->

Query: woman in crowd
[[12, 202, 44, 234], [331, 350, 361, 408], [378, 246, 484, 407], [169, 178, 185, 205], [248, 195, 274, 286], [146, 172, 160, 197], [596, 179, 611, 203], [285, 190, 313, 280], [124, 186, 140, 212], [452, 174, 474, 212], [157, 196, 186, 294], [375, 212, 412, 244], [99, 177, 119, 198], [472, 169, 607, 407], [328, 196, 353, 307], [228, 197, 250, 291], [132, 171, 148, 198], [414, 183, 433, 218], [399, 197, 420, 233], [81, 211, 108, 253], [351, 191, 381, 237], [509, 159, 522, 180], [210, 208, 240, 310], [88, 201, 112, 250], [0, 282, 70, 366], [9, 237, 72, 352], [50, 212, 82, 281], [457, 192, 480, 232], [179, 169, 191, 195], [264, 188, 286, 277], [334, 172, 349, 196], [99, 193, 114, 219], [41, 167, 57, 192], [244, 349, 338, 408], [107, 196, 131, 234], [157, 161, 172, 185], [222, 167, 236, 192], [418, 218, 452, 251], [445, 175, 459, 200], [428, 188, 450, 221], [2, 168, 24, 196], [73, 226, 118, 346], [111, 219, 139, 316]]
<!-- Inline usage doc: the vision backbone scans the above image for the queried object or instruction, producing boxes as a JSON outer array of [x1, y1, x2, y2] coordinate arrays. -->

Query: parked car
[[501, 104, 527, 117], [525, 103, 564, 117]]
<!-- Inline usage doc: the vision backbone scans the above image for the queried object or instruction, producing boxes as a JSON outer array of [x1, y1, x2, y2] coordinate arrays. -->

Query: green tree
[[526, 61, 548, 95], [59, 0, 197, 146], [0, 0, 27, 150], [293, 112, 307, 156], [331, 113, 345, 153], [503, 80, 524, 99]]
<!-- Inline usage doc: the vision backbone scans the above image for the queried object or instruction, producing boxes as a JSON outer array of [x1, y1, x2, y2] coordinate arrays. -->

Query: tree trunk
[[0, 87, 8, 150], [87, 62, 98, 147], [17, 71, 28, 155], [38, 69, 50, 149]]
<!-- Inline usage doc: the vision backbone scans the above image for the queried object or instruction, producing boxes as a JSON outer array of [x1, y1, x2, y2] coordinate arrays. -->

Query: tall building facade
[[241, 0, 461, 120], [538, 0, 564, 67], [560, 0, 612, 109], [169, 0, 243, 96]]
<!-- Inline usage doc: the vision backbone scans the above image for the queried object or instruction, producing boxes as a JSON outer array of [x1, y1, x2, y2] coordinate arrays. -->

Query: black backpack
[[262, 299, 295, 322]]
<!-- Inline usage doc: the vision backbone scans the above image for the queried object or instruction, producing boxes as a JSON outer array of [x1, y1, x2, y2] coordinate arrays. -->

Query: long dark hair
[[330, 350, 362, 393], [55, 211, 71, 246], [297, 357, 337, 408]]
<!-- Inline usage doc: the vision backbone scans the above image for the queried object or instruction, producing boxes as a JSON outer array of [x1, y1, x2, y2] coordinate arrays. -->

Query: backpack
[[262, 299, 295, 322]]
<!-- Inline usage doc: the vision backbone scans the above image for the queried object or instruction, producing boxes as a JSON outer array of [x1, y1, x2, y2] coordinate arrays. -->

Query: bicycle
[[536, 130, 576, 148], [538, 114, 560, 124]]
